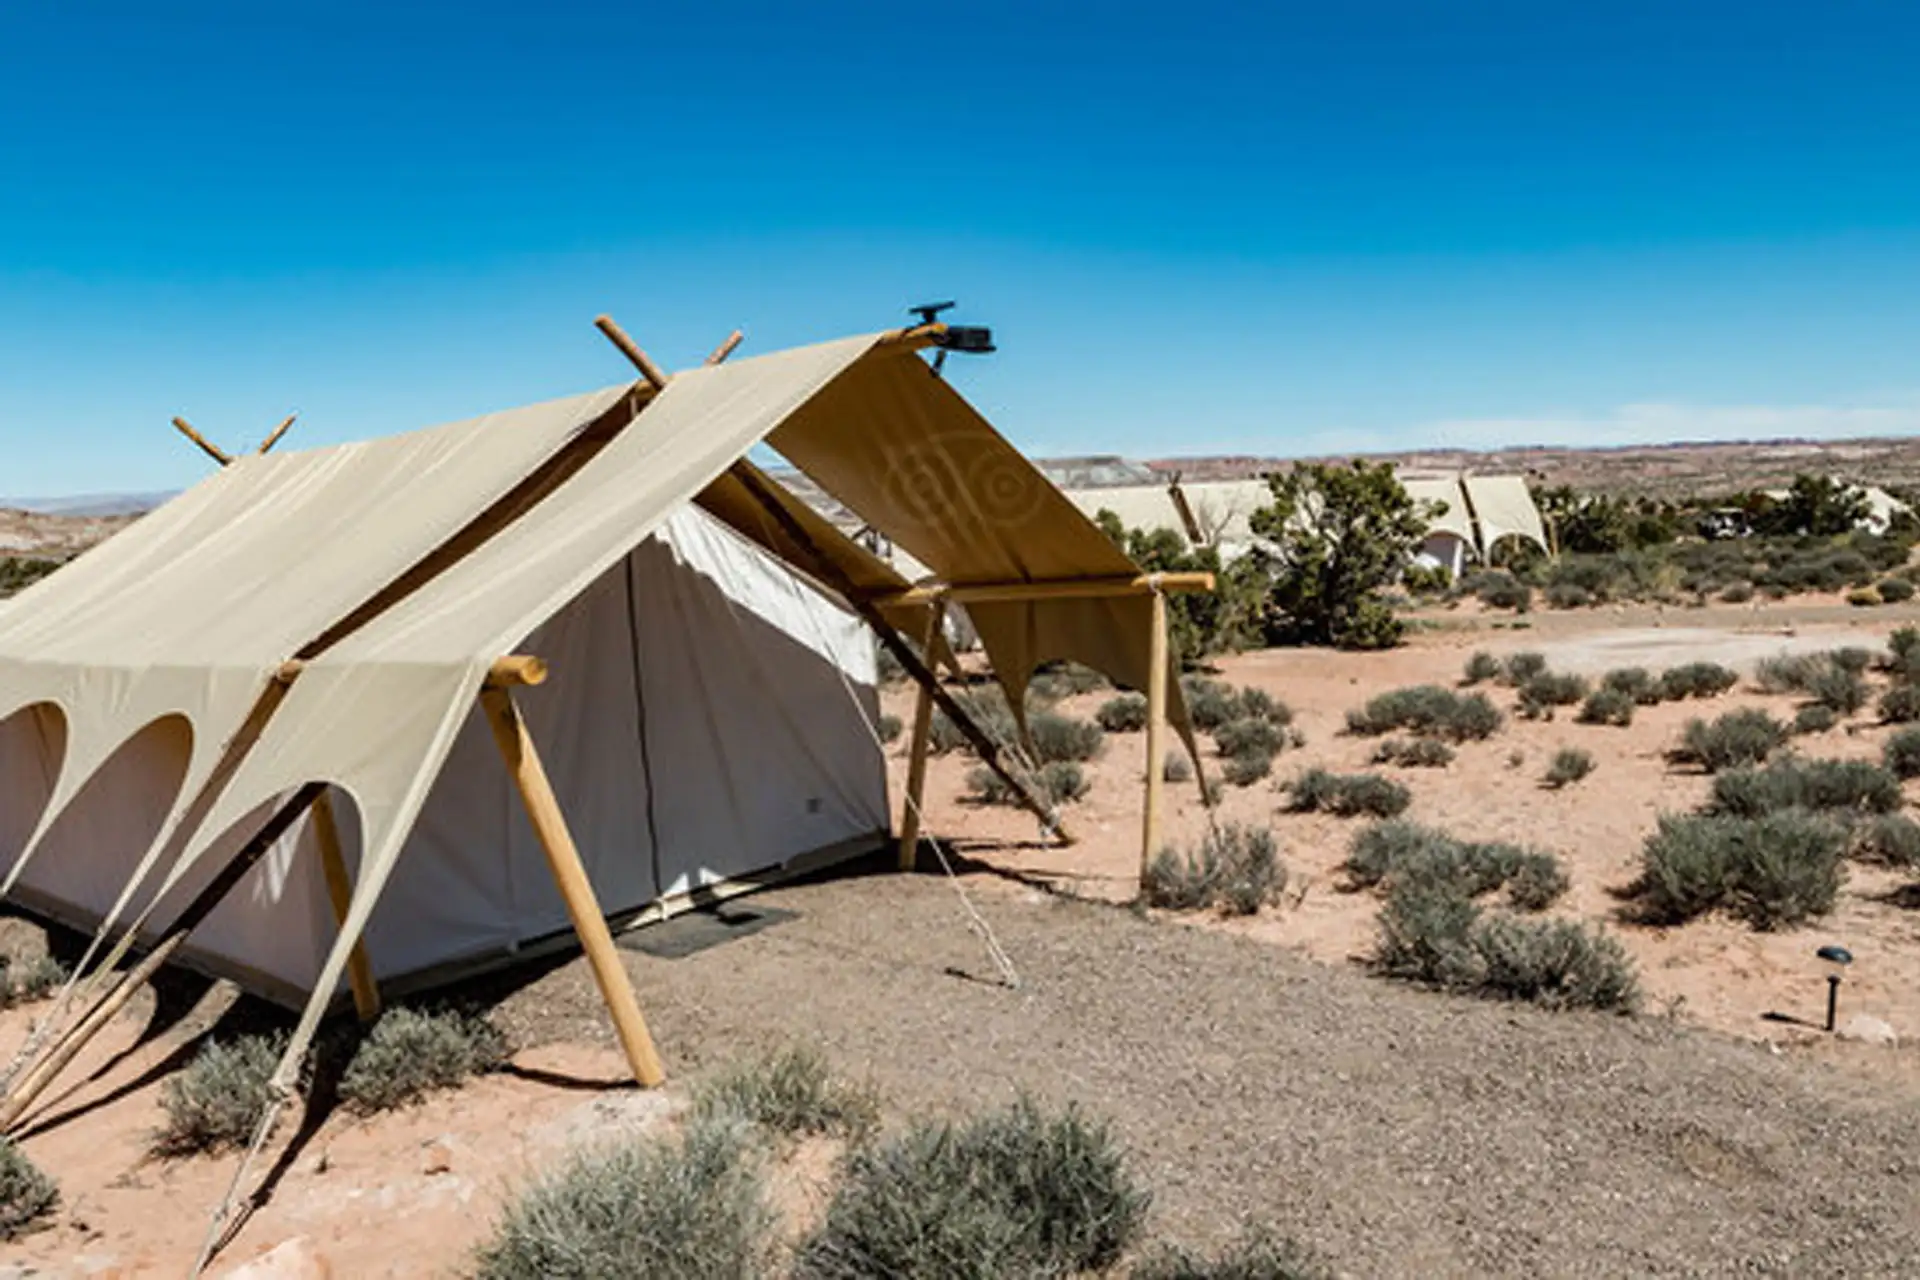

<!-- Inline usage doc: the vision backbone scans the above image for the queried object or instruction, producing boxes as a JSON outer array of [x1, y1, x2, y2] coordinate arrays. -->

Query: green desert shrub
[[1027, 712, 1104, 763], [929, 690, 1018, 755], [1143, 823, 1285, 916], [1517, 671, 1588, 718], [1162, 751, 1195, 783], [1832, 646, 1876, 674], [1880, 683, 1920, 724], [1474, 572, 1532, 612], [1373, 877, 1486, 988], [475, 1118, 774, 1280], [1132, 1229, 1331, 1280], [1885, 726, 1920, 778], [1233, 687, 1293, 726], [1877, 577, 1916, 603], [1461, 651, 1501, 686], [1601, 667, 1659, 705], [1506, 852, 1573, 912], [795, 1097, 1148, 1280], [1095, 694, 1149, 733], [1635, 811, 1846, 930], [1576, 687, 1634, 727], [1545, 582, 1592, 609], [1501, 651, 1548, 685], [0, 1139, 56, 1241], [966, 762, 1089, 807], [1284, 769, 1410, 818], [0, 954, 66, 1008], [1708, 758, 1903, 818], [1754, 653, 1825, 694], [1885, 626, 1920, 676], [1371, 737, 1455, 768], [1794, 704, 1839, 735], [1805, 664, 1869, 716], [1850, 813, 1920, 867], [1543, 747, 1596, 789], [1220, 748, 1273, 788], [156, 1033, 286, 1156], [1179, 677, 1237, 731], [1670, 709, 1789, 772], [339, 1007, 506, 1114], [1720, 581, 1755, 603], [1027, 662, 1109, 700], [694, 1046, 879, 1141], [1211, 717, 1284, 759], [1346, 686, 1502, 741], [877, 714, 904, 745], [1657, 662, 1739, 700], [1342, 822, 1566, 909]]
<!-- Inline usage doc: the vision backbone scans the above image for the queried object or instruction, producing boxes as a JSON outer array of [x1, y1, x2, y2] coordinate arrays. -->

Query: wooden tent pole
[[0, 783, 326, 1133], [724, 461, 1073, 844], [254, 413, 298, 456], [312, 790, 380, 1022], [704, 330, 744, 365], [896, 599, 948, 872], [876, 572, 1214, 608], [592, 315, 670, 391], [170, 416, 232, 466], [480, 687, 665, 1088], [1141, 588, 1169, 883]]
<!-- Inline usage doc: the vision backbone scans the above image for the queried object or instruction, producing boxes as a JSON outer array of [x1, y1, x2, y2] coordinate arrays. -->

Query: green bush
[[1851, 586, 1885, 607], [1849, 813, 1920, 867], [1720, 581, 1755, 603], [1462, 651, 1501, 686], [1470, 915, 1643, 1012], [1543, 748, 1595, 789], [1211, 717, 1284, 759], [1877, 574, 1914, 601], [476, 1118, 774, 1280], [1885, 726, 1920, 777], [966, 762, 1089, 807], [1371, 737, 1455, 768], [1805, 664, 1869, 715], [929, 689, 1019, 755], [1284, 769, 1410, 818], [1657, 662, 1739, 700], [1794, 704, 1839, 735], [1635, 811, 1846, 930], [1027, 712, 1104, 764], [1095, 694, 1148, 733], [340, 1007, 505, 1114], [1885, 626, 1920, 677], [1475, 572, 1533, 612], [1670, 709, 1789, 772], [1027, 662, 1110, 700], [1372, 877, 1488, 990], [0, 954, 66, 1008], [1832, 646, 1876, 674], [1234, 687, 1294, 726], [1144, 824, 1285, 916], [1346, 686, 1502, 741], [1343, 822, 1565, 908], [156, 1033, 286, 1156], [1576, 687, 1634, 727], [1506, 852, 1573, 912], [1880, 683, 1920, 724], [1132, 1229, 1330, 1280], [1601, 667, 1659, 705], [1501, 652, 1548, 684], [1221, 748, 1272, 788], [1545, 582, 1592, 609], [1517, 671, 1588, 718], [796, 1096, 1149, 1280], [1754, 653, 1824, 694], [694, 1046, 879, 1141], [0, 1139, 56, 1241], [877, 714, 904, 745], [1708, 758, 1903, 818], [1162, 751, 1195, 783]]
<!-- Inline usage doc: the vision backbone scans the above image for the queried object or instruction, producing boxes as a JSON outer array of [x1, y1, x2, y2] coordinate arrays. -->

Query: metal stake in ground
[[1817, 944, 1852, 1032]]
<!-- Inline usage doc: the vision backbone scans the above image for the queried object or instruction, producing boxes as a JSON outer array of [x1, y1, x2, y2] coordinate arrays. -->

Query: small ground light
[[1816, 944, 1853, 1032]]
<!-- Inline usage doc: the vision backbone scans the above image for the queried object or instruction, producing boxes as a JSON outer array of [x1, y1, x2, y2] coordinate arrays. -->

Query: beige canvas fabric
[[1399, 474, 1477, 545], [1462, 474, 1549, 554]]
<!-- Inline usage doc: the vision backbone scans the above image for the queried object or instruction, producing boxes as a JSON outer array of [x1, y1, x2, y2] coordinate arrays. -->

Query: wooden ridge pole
[[170, 416, 232, 466], [481, 688, 665, 1088], [1141, 589, 1169, 884], [725, 461, 1073, 844], [0, 784, 326, 1133], [312, 790, 380, 1022], [273, 653, 547, 688], [875, 572, 1215, 609], [896, 599, 947, 871]]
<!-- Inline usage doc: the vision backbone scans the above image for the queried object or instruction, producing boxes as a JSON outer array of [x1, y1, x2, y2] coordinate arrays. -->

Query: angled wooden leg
[[481, 688, 665, 1088], [312, 789, 381, 1022], [1142, 589, 1169, 884], [897, 600, 947, 871]]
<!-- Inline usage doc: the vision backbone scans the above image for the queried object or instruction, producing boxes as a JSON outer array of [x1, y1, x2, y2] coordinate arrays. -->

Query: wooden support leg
[[897, 600, 947, 871], [312, 790, 381, 1023], [481, 688, 665, 1088], [1142, 589, 1169, 884]]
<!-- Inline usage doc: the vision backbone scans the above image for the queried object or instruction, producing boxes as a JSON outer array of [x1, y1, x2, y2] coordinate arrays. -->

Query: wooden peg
[[171, 417, 233, 466], [593, 315, 670, 390]]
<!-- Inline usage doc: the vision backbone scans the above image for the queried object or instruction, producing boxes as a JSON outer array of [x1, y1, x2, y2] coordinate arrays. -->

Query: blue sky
[[4, 2, 1920, 494]]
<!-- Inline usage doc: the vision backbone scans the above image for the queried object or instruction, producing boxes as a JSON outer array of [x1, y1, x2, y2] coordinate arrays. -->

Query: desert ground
[[2, 595, 1919, 1277]]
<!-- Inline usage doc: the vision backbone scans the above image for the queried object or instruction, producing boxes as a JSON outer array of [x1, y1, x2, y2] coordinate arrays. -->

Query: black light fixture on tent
[[910, 300, 996, 376]]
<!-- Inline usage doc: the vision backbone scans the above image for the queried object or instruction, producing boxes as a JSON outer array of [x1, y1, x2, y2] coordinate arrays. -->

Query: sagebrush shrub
[[1462, 651, 1501, 686], [929, 690, 1019, 755], [1284, 769, 1410, 818], [1343, 822, 1565, 908], [966, 762, 1089, 807], [1805, 664, 1869, 716], [795, 1097, 1149, 1280], [1577, 687, 1634, 727], [1543, 748, 1595, 789], [1671, 709, 1789, 772], [0, 954, 66, 1008], [1657, 662, 1739, 700], [1371, 737, 1455, 768], [1794, 704, 1838, 735], [1373, 878, 1485, 988], [1162, 750, 1195, 783], [156, 1033, 285, 1156], [1501, 652, 1547, 685], [1880, 683, 1920, 724], [1027, 662, 1108, 700], [1346, 686, 1502, 741], [1849, 813, 1920, 867], [1518, 671, 1587, 717], [1471, 916, 1642, 1012], [1754, 653, 1823, 694], [1221, 748, 1272, 788], [1885, 726, 1920, 778], [877, 714, 904, 745], [1180, 677, 1238, 731], [1506, 852, 1572, 912], [1095, 694, 1148, 733], [0, 1139, 56, 1241], [1212, 717, 1284, 759], [695, 1046, 879, 1140], [1636, 811, 1845, 930], [1708, 758, 1903, 818], [476, 1118, 774, 1280], [1601, 667, 1659, 705], [1878, 577, 1916, 603], [339, 1007, 505, 1114], [1027, 712, 1104, 763], [1144, 824, 1284, 916]]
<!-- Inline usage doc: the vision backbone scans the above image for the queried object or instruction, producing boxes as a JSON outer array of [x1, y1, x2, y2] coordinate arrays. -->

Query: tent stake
[[725, 461, 1073, 844], [480, 687, 665, 1088], [1141, 589, 1169, 883], [0, 783, 326, 1133], [897, 599, 948, 871], [312, 790, 380, 1022]]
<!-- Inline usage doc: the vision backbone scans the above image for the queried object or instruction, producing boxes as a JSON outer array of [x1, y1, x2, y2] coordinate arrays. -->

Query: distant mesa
[[0, 492, 175, 518]]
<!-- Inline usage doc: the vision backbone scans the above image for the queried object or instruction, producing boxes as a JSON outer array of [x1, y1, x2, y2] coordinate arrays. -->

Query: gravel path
[[488, 872, 1920, 1278]]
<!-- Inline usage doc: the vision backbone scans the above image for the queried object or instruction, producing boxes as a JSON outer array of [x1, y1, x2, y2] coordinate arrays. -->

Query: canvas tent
[[0, 323, 1206, 1139]]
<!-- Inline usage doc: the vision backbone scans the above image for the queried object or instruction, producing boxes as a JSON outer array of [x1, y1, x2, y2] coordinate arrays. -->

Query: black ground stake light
[[1817, 944, 1853, 1032]]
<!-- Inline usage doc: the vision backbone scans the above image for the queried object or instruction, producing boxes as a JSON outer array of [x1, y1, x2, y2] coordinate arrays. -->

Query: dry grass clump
[[1132, 1228, 1330, 1280], [1634, 811, 1846, 931], [155, 1033, 285, 1156], [1542, 748, 1596, 789], [0, 1139, 56, 1241], [338, 1006, 506, 1115], [794, 1096, 1148, 1280], [1143, 824, 1285, 916], [1095, 693, 1148, 732], [1669, 709, 1790, 772], [1371, 737, 1455, 768], [474, 1117, 774, 1280], [694, 1045, 879, 1142], [1284, 769, 1410, 818], [1345, 686, 1502, 741]]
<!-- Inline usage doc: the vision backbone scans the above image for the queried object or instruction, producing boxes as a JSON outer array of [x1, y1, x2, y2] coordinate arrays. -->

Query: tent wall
[[6, 507, 886, 1003]]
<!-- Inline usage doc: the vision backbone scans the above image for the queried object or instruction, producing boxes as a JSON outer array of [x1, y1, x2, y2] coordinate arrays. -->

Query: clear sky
[[4, 2, 1920, 495]]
